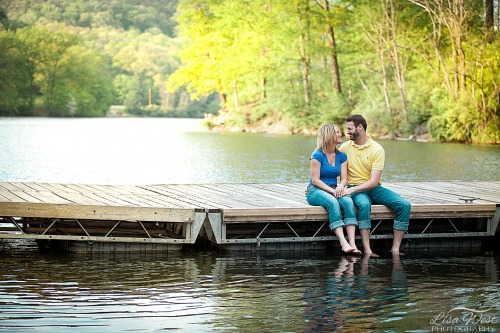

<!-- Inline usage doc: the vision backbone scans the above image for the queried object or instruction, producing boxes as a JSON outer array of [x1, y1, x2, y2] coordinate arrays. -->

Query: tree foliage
[[1, 0, 499, 142], [0, 25, 115, 117], [170, 0, 499, 143], [1, 0, 217, 118]]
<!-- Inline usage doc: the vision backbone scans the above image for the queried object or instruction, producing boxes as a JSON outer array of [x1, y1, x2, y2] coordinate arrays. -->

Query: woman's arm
[[310, 159, 335, 195], [334, 161, 348, 197]]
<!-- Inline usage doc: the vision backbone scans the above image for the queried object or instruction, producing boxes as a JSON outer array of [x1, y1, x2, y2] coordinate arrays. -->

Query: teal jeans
[[350, 185, 411, 231], [306, 186, 358, 231]]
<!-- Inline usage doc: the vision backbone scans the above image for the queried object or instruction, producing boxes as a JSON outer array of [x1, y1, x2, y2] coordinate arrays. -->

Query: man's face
[[346, 121, 359, 141]]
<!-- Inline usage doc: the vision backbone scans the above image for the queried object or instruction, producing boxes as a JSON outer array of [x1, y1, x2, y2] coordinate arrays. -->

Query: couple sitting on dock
[[305, 115, 411, 257]]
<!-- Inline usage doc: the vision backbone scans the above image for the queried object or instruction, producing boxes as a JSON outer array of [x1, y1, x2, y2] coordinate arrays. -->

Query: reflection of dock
[[0, 181, 499, 252]]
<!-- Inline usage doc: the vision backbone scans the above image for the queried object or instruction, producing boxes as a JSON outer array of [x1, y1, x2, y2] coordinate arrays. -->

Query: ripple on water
[[0, 245, 499, 332]]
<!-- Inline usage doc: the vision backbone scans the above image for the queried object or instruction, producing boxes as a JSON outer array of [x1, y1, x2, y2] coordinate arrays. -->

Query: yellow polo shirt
[[339, 137, 385, 185]]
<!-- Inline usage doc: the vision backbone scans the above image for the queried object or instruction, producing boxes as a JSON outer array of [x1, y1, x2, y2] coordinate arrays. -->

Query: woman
[[305, 124, 361, 255]]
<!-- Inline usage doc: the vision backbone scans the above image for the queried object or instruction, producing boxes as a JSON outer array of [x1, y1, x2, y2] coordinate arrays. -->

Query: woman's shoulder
[[311, 149, 324, 156], [311, 149, 326, 161]]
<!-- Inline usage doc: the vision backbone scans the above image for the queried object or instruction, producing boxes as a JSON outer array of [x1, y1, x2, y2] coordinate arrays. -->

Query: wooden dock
[[0, 181, 499, 252]]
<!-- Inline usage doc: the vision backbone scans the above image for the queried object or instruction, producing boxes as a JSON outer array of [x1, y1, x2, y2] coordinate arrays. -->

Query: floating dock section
[[0, 181, 498, 252]]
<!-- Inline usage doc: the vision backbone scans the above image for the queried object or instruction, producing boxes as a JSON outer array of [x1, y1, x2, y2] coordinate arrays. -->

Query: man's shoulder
[[339, 141, 352, 151], [367, 137, 384, 151]]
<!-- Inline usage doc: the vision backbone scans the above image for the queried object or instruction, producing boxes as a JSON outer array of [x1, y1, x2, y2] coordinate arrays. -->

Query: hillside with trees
[[0, 0, 218, 118], [0, 0, 499, 143]]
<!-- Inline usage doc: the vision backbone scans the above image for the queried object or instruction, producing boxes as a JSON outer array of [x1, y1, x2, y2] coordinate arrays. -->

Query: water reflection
[[0, 241, 499, 332], [304, 254, 409, 332]]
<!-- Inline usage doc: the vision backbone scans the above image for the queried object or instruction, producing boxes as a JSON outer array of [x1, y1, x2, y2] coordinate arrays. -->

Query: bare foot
[[351, 248, 362, 255], [390, 250, 405, 256], [348, 242, 362, 255], [341, 243, 356, 254], [365, 251, 379, 258]]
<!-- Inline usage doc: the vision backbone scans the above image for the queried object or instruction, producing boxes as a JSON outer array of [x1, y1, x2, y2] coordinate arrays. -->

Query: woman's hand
[[334, 185, 345, 198]]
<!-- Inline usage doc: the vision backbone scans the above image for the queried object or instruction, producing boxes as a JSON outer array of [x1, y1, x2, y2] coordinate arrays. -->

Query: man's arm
[[343, 169, 382, 195]]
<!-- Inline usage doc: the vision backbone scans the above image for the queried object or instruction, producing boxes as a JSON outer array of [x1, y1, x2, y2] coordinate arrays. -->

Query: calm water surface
[[0, 117, 499, 332], [0, 117, 498, 184], [0, 242, 499, 333]]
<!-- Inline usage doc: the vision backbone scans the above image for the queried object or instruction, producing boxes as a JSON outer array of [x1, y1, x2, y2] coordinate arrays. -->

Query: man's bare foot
[[390, 250, 405, 256]]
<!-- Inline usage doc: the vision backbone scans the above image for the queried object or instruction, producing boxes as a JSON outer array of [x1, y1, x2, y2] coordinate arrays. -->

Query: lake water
[[0, 117, 498, 184], [0, 117, 499, 332]]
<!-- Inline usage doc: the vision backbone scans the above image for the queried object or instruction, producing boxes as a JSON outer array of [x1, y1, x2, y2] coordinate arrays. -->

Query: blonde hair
[[316, 124, 340, 153]]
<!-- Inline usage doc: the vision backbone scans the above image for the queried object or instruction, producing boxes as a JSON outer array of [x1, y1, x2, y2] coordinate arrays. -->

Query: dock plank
[[9, 191, 44, 203], [148, 185, 231, 208], [0, 190, 28, 203], [0, 202, 195, 223], [1, 181, 498, 222], [138, 185, 206, 208], [199, 184, 281, 208], [57, 185, 145, 207], [388, 182, 494, 205], [25, 191, 73, 205], [168, 184, 243, 208], [21, 182, 57, 192], [222, 203, 497, 223], [215, 183, 307, 207]]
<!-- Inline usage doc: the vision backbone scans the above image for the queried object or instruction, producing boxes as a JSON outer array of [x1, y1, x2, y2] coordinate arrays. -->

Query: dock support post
[[206, 211, 222, 244], [488, 207, 500, 236], [189, 210, 207, 244]]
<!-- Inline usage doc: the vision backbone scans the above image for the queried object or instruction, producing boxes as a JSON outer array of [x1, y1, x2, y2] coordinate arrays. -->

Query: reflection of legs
[[334, 256, 359, 279], [392, 252, 403, 271], [360, 252, 370, 275], [351, 192, 376, 256]]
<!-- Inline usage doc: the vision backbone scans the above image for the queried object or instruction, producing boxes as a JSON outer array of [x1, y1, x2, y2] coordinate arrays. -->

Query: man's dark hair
[[347, 114, 367, 131]]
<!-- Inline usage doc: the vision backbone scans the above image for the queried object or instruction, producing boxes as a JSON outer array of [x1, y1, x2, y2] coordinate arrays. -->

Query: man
[[339, 114, 411, 256]]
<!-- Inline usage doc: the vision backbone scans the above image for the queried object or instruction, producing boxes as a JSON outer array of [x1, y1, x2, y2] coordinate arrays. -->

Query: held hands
[[333, 185, 345, 198], [333, 185, 353, 198]]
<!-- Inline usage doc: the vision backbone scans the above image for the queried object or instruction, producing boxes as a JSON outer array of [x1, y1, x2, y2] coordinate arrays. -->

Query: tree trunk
[[260, 78, 266, 101], [218, 92, 227, 112], [384, 0, 408, 127], [233, 79, 238, 111], [297, 2, 312, 109], [322, 0, 342, 94], [485, 0, 494, 43]]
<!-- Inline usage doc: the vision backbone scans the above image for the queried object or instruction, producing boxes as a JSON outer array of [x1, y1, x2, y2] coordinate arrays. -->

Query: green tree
[[16, 25, 114, 116], [57, 44, 115, 116], [0, 30, 31, 115]]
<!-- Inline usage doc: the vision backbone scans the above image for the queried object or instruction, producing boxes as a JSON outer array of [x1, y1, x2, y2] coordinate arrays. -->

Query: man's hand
[[341, 187, 353, 197]]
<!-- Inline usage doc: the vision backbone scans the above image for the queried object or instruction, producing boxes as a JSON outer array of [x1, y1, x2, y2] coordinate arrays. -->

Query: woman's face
[[334, 127, 342, 144]]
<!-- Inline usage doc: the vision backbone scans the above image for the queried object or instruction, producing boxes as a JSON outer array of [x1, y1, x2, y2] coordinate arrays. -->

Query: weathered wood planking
[[221, 204, 497, 223], [0, 181, 498, 223], [0, 202, 195, 223]]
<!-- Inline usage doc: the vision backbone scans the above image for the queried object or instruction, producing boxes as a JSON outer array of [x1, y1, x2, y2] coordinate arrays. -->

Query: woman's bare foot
[[348, 241, 362, 255], [364, 251, 379, 258], [341, 244, 356, 254]]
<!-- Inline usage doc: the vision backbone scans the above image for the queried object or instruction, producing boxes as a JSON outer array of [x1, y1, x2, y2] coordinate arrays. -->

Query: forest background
[[0, 0, 499, 144]]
